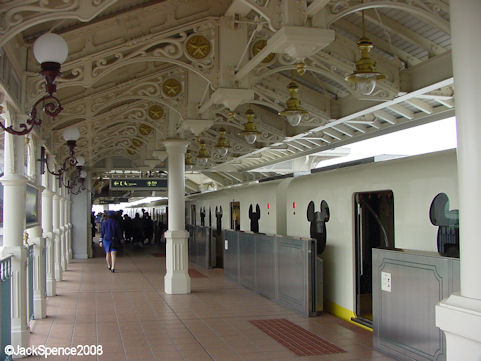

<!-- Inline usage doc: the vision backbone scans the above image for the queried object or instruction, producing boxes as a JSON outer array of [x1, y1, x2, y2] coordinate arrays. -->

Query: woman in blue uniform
[[99, 211, 121, 272]]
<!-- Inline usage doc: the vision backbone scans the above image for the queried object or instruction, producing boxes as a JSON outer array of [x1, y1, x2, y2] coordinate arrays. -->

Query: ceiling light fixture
[[345, 8, 385, 95], [69, 169, 87, 195], [279, 82, 308, 127], [41, 126, 80, 176], [214, 128, 231, 156], [196, 140, 210, 166], [1, 33, 68, 135], [296, 62, 306, 75], [240, 110, 260, 144], [185, 150, 196, 171]]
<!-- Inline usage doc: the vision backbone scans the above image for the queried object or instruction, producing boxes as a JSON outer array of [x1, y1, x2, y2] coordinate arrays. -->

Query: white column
[[60, 189, 66, 271], [0, 125, 29, 348], [26, 225, 46, 319], [67, 198, 72, 260], [42, 171, 56, 296], [436, 1, 481, 360], [163, 139, 191, 294], [53, 190, 62, 282]]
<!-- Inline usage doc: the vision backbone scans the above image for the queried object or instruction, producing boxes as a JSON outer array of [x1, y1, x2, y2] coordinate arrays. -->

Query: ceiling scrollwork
[[3, 0, 455, 191], [0, 0, 117, 48]]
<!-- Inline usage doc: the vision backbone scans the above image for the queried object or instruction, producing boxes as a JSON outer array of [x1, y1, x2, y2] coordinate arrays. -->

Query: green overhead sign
[[98, 199, 116, 205], [110, 178, 167, 190]]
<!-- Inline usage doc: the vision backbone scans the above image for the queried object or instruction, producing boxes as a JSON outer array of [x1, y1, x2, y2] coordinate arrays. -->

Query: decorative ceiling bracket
[[235, 26, 335, 80], [144, 159, 160, 168], [152, 150, 168, 162], [198, 88, 254, 113], [182, 119, 214, 136]]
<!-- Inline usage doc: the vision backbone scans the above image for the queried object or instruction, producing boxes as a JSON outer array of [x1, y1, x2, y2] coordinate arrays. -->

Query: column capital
[[163, 138, 188, 154], [35, 184, 46, 193], [0, 174, 28, 186], [42, 188, 53, 197]]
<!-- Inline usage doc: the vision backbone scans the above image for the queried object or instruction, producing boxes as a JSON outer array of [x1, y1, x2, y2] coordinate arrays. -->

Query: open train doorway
[[230, 202, 240, 231], [353, 190, 395, 328]]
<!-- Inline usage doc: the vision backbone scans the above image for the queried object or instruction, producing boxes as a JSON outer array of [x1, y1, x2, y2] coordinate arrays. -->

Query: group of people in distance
[[91, 209, 168, 273]]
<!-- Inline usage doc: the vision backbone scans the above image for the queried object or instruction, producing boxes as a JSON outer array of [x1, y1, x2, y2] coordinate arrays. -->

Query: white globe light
[[244, 133, 257, 144], [75, 155, 85, 166], [33, 33, 68, 64], [286, 112, 302, 127], [63, 126, 80, 141]]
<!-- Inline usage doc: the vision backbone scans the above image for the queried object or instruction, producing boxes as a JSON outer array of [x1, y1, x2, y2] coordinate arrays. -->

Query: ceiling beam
[[406, 98, 433, 114], [306, 0, 330, 17], [363, 10, 446, 57], [335, 18, 422, 67], [374, 110, 397, 124], [388, 104, 414, 119]]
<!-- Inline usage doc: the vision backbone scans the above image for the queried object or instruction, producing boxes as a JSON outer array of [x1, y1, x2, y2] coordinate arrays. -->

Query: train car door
[[230, 202, 240, 230], [353, 190, 394, 328]]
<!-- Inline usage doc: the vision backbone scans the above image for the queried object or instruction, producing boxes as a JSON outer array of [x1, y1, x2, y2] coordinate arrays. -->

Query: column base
[[34, 295, 46, 319], [55, 266, 62, 282], [164, 230, 191, 294], [46, 277, 56, 297], [164, 272, 191, 294], [11, 325, 29, 352], [73, 252, 88, 259], [436, 293, 481, 360]]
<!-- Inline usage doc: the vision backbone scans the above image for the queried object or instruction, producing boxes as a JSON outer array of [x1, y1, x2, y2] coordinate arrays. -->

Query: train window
[[353, 190, 395, 327]]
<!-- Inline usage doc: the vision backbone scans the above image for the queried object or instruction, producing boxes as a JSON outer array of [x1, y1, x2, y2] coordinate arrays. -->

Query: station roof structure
[[0, 0, 453, 200]]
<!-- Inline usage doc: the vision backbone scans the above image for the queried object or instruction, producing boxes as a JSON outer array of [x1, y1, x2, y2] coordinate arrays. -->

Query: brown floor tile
[[26, 246, 396, 361]]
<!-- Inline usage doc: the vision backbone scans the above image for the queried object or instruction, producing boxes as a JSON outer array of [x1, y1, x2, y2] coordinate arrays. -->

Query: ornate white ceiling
[[0, 0, 453, 195]]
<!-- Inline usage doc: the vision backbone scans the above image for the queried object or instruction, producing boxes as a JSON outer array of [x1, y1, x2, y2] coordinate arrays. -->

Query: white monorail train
[[140, 149, 458, 326], [185, 149, 458, 323]]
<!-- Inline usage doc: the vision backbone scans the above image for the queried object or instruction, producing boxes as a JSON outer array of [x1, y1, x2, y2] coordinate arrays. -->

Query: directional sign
[[99, 199, 116, 205], [110, 178, 167, 190]]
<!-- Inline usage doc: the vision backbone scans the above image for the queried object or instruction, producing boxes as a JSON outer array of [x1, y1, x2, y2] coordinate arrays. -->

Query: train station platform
[[24, 244, 395, 361]]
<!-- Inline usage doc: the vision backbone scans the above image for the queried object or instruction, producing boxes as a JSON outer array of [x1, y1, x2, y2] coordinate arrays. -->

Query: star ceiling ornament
[[148, 104, 164, 120], [185, 35, 211, 59]]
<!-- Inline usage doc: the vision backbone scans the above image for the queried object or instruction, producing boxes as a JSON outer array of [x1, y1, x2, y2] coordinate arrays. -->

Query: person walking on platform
[[143, 212, 154, 245], [123, 214, 133, 243], [132, 213, 144, 247], [99, 210, 122, 272]]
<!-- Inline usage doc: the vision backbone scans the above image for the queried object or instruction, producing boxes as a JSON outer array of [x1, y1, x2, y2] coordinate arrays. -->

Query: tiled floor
[[25, 244, 396, 361]]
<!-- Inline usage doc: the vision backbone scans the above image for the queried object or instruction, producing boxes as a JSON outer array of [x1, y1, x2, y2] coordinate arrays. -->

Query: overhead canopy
[[0, 0, 453, 197]]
